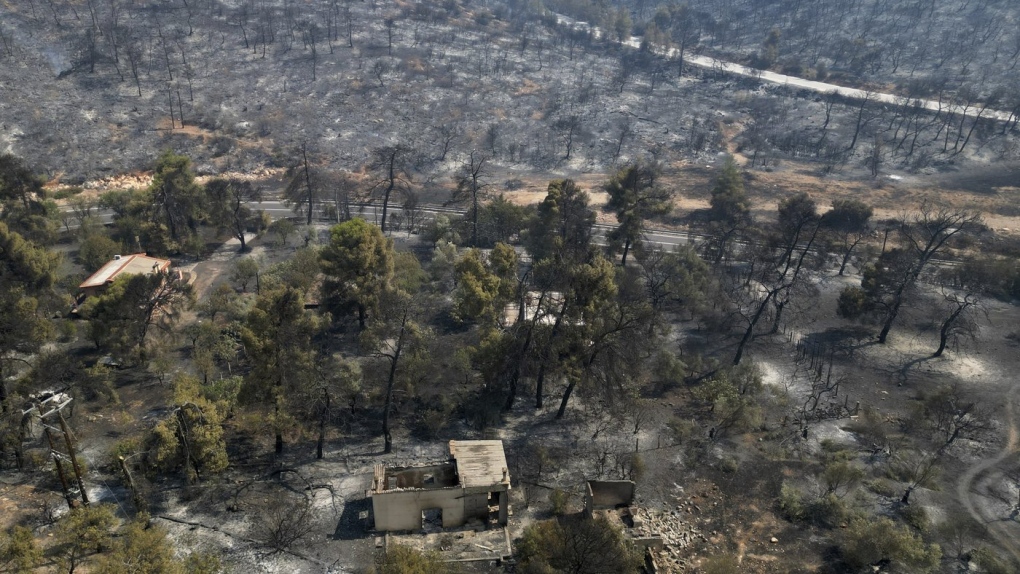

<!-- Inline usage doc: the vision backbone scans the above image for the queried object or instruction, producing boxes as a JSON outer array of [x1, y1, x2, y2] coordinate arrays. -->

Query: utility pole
[[30, 393, 89, 509], [57, 409, 89, 506], [42, 421, 74, 509]]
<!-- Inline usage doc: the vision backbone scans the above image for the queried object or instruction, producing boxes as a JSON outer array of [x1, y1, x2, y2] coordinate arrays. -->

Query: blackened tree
[[206, 178, 263, 252], [367, 145, 414, 234]]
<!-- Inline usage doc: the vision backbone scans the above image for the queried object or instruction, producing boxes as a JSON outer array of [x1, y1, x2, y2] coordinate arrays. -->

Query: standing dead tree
[[932, 289, 980, 358], [732, 193, 821, 364], [366, 145, 413, 234], [450, 151, 490, 247], [283, 142, 318, 225], [877, 202, 980, 344]]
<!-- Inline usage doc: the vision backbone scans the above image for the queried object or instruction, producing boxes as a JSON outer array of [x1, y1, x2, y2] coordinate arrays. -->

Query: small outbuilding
[[584, 480, 664, 551], [78, 253, 172, 298], [369, 440, 511, 532]]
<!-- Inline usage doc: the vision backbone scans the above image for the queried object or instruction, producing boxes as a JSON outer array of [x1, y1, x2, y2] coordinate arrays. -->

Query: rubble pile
[[631, 506, 703, 572]]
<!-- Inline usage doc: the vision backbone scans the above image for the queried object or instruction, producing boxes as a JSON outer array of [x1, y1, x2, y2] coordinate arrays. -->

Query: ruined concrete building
[[370, 440, 511, 531], [585, 480, 664, 551]]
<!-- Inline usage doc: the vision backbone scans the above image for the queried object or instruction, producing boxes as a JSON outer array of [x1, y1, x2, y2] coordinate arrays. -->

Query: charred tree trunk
[[535, 300, 568, 409], [901, 485, 914, 505], [380, 161, 395, 234], [933, 301, 969, 357], [317, 389, 330, 459], [838, 237, 861, 275], [302, 144, 313, 225], [556, 377, 577, 419], [504, 287, 542, 411], [878, 297, 903, 344], [733, 288, 776, 365], [381, 312, 408, 454]]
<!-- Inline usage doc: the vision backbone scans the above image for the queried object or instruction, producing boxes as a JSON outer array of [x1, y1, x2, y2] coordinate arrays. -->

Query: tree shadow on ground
[[798, 326, 878, 361], [333, 497, 371, 541], [895, 354, 936, 384]]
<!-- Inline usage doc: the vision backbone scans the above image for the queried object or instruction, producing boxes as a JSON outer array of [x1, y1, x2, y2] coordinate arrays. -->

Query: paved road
[[65, 202, 970, 271], [556, 15, 1016, 123], [63, 200, 702, 249]]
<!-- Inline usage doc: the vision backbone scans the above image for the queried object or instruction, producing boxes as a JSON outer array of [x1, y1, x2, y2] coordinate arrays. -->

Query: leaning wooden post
[[42, 417, 74, 509], [57, 410, 89, 506]]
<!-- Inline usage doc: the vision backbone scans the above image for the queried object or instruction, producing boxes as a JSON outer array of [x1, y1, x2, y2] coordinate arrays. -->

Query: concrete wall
[[585, 480, 636, 515], [463, 492, 489, 520], [372, 488, 466, 531], [387, 464, 458, 489]]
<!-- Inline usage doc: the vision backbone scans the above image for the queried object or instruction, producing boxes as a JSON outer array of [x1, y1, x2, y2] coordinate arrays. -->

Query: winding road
[[956, 384, 1020, 566], [555, 15, 1018, 123]]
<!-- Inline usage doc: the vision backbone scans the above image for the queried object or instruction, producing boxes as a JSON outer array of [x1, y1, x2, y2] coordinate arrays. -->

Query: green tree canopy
[[0, 525, 42, 573], [146, 375, 230, 482], [454, 194, 530, 248], [776, 192, 819, 244], [360, 289, 432, 453], [839, 248, 915, 323], [92, 519, 220, 574], [320, 218, 396, 328], [822, 199, 873, 232], [82, 270, 194, 360], [240, 287, 321, 454], [839, 517, 941, 573], [0, 221, 59, 292], [603, 162, 672, 266], [516, 516, 642, 574], [821, 199, 873, 275], [0, 221, 59, 416], [637, 245, 715, 322], [709, 158, 750, 227], [0, 154, 59, 245], [78, 233, 122, 273], [146, 150, 205, 253], [705, 158, 750, 263], [527, 179, 596, 268], [452, 244, 519, 324], [53, 504, 116, 574]]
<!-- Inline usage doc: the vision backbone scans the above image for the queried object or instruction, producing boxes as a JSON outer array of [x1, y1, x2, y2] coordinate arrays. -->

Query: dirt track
[[956, 384, 1020, 567]]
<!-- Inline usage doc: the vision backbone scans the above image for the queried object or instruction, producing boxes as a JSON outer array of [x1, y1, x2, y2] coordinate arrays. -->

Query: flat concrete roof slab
[[449, 440, 509, 489]]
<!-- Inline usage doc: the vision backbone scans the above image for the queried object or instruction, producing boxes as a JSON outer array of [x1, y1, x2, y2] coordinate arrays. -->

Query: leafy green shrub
[[517, 517, 642, 574], [807, 493, 853, 528], [58, 319, 77, 342], [418, 400, 452, 440], [899, 504, 930, 533], [839, 517, 941, 573], [865, 478, 900, 498], [550, 489, 570, 516], [970, 547, 1012, 574], [778, 483, 806, 521], [0, 525, 42, 572], [109, 437, 144, 465], [822, 460, 864, 497], [667, 418, 700, 445], [52, 187, 84, 200], [837, 286, 870, 319]]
